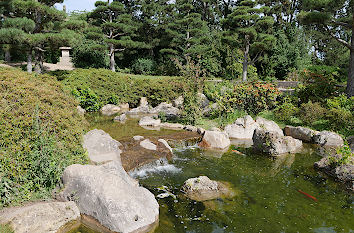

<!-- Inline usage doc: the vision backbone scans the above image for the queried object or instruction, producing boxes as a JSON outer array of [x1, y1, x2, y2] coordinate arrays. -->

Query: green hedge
[[61, 68, 186, 109], [0, 68, 88, 207]]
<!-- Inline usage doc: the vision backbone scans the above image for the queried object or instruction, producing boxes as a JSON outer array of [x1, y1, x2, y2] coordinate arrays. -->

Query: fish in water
[[298, 190, 318, 202], [232, 150, 245, 156], [157, 191, 177, 199]]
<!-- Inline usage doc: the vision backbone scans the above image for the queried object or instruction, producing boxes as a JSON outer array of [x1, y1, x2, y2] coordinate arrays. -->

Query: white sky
[[55, 0, 96, 13]]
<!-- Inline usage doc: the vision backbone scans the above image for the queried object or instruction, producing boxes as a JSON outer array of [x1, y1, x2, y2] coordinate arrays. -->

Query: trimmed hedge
[[61, 68, 186, 109], [0, 68, 88, 207]]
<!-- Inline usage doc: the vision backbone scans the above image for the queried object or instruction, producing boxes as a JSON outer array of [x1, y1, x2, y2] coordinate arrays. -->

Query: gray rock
[[256, 117, 284, 136], [224, 115, 259, 139], [127, 106, 155, 115], [284, 126, 316, 143], [100, 104, 121, 116], [139, 97, 149, 107], [199, 131, 231, 150], [172, 96, 184, 108], [252, 128, 302, 156], [160, 122, 184, 130], [140, 139, 157, 151], [133, 135, 145, 141], [153, 102, 181, 119], [158, 139, 173, 153], [119, 103, 130, 110], [313, 131, 344, 147], [348, 136, 354, 152], [211, 127, 221, 132], [181, 176, 235, 201], [314, 155, 354, 192], [114, 113, 127, 123], [184, 125, 198, 132], [198, 93, 209, 109], [58, 161, 159, 233], [83, 129, 122, 164], [0, 201, 80, 233], [197, 127, 206, 135], [77, 106, 86, 115], [139, 116, 161, 127]]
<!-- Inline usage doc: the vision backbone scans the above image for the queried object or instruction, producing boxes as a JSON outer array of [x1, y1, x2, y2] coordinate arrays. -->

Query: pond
[[71, 115, 353, 233]]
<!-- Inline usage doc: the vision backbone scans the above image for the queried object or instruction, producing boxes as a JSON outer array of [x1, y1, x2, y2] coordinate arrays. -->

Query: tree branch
[[331, 20, 351, 29], [325, 26, 351, 49], [114, 48, 125, 52]]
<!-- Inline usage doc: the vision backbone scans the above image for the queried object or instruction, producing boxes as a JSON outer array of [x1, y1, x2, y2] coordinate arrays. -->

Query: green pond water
[[72, 115, 354, 233]]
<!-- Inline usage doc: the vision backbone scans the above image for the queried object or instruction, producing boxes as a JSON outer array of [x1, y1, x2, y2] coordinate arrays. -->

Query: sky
[[55, 0, 96, 13]]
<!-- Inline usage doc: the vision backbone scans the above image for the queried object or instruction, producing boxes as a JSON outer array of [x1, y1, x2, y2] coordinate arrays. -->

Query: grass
[[0, 224, 14, 233]]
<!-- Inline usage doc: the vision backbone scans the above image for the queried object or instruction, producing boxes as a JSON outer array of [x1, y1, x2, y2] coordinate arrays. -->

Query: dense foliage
[[61, 68, 186, 109], [0, 68, 88, 207]]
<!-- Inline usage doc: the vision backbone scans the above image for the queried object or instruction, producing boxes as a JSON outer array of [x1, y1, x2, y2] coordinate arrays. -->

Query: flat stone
[[160, 122, 184, 130], [100, 104, 121, 116], [0, 201, 80, 233], [133, 135, 145, 141], [140, 139, 157, 151], [83, 129, 122, 164], [184, 125, 198, 132], [181, 176, 235, 201], [139, 116, 161, 127]]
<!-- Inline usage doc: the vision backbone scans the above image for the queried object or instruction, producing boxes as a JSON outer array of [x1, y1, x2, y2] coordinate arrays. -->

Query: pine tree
[[90, 0, 142, 71], [299, 0, 354, 97], [223, 0, 275, 81]]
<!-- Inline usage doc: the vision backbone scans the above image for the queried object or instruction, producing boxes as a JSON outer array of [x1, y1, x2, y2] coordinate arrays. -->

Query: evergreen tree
[[223, 0, 275, 81], [299, 0, 354, 96], [90, 0, 141, 71]]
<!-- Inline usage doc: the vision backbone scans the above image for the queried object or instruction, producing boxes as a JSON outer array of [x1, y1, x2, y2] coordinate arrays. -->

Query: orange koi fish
[[298, 190, 318, 202]]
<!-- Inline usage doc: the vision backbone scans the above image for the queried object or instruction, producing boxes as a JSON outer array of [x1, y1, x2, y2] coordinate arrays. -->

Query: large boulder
[[127, 97, 156, 115], [256, 117, 284, 136], [0, 201, 80, 233], [100, 104, 121, 116], [252, 128, 302, 156], [83, 129, 122, 164], [139, 116, 161, 127], [199, 131, 230, 150], [58, 161, 159, 233], [284, 126, 316, 143], [181, 176, 235, 201], [313, 131, 344, 147], [153, 102, 181, 119], [224, 115, 259, 139]]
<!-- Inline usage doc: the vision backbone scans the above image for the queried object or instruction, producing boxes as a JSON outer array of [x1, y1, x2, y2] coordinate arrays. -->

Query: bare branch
[[114, 48, 125, 52], [331, 20, 351, 29]]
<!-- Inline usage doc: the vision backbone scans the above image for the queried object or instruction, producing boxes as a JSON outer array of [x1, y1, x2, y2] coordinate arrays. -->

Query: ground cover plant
[[0, 67, 88, 207]]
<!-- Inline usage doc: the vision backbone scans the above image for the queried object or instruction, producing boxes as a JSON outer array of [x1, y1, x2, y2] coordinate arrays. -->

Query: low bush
[[274, 97, 299, 123], [205, 81, 280, 116], [299, 101, 326, 126], [62, 68, 186, 109], [0, 68, 88, 207], [131, 58, 156, 75]]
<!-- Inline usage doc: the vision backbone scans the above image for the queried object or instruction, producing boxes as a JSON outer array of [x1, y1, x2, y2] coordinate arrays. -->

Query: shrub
[[299, 101, 326, 126], [72, 40, 108, 69], [325, 95, 354, 134], [131, 58, 156, 75], [295, 66, 344, 104], [0, 68, 88, 207], [274, 98, 299, 123], [72, 87, 101, 112], [62, 68, 186, 108]]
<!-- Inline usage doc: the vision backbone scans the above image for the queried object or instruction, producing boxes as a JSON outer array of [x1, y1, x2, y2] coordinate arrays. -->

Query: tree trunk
[[34, 49, 43, 74], [109, 43, 116, 72], [346, 15, 354, 97], [242, 36, 250, 82], [27, 50, 32, 73], [4, 46, 11, 63]]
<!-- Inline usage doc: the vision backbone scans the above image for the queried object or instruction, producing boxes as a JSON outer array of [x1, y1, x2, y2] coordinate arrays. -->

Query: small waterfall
[[129, 158, 181, 178]]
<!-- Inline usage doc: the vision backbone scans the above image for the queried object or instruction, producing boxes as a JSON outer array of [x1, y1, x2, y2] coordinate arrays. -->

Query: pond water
[[71, 115, 353, 233]]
